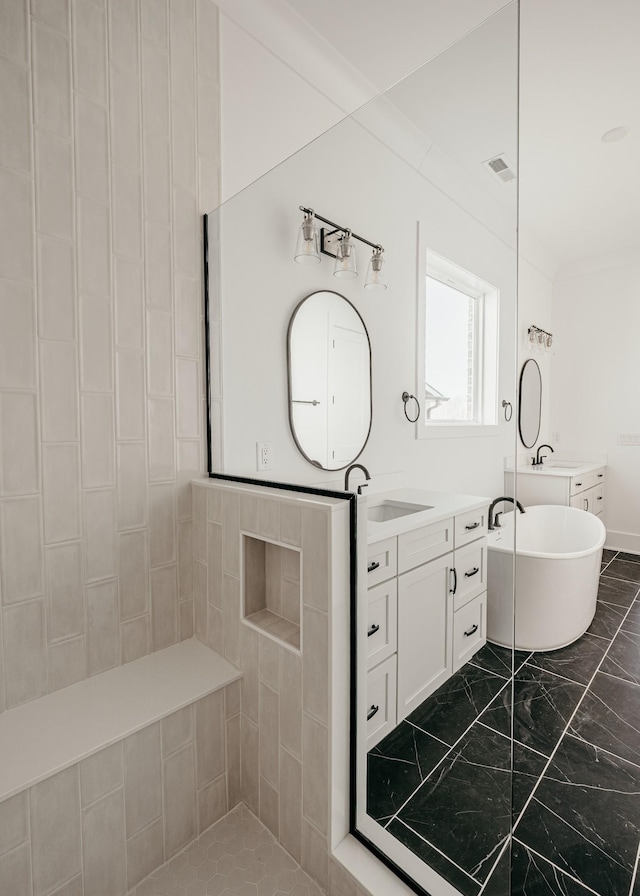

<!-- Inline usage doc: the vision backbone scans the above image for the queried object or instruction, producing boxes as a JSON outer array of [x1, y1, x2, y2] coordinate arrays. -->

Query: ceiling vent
[[484, 154, 516, 183]]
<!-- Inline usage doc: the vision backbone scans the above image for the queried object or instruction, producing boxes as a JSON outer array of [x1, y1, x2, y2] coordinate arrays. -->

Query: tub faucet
[[344, 463, 370, 494], [532, 444, 554, 466], [488, 496, 526, 530]]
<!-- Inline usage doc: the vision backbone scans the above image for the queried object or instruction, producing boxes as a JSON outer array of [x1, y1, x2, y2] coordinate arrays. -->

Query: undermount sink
[[367, 500, 433, 523], [539, 463, 580, 471]]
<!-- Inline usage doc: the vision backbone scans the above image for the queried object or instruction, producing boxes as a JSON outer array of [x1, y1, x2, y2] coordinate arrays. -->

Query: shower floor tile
[[569, 670, 640, 765]]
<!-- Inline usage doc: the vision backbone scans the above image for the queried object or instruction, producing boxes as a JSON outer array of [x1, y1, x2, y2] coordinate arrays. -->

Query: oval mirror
[[287, 290, 372, 470], [518, 358, 542, 448]]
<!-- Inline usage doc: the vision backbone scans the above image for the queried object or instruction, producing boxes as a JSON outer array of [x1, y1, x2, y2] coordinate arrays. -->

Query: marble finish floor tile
[[507, 839, 599, 895], [604, 558, 640, 585], [597, 574, 639, 608], [407, 664, 507, 746], [601, 549, 618, 564], [600, 628, 640, 686], [623, 599, 640, 637], [526, 632, 608, 686], [481, 665, 585, 756], [569, 670, 640, 767], [469, 642, 531, 679], [515, 734, 640, 895], [587, 598, 630, 641]]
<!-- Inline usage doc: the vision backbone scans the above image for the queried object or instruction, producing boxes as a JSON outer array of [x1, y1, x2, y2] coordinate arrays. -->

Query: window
[[418, 251, 499, 436]]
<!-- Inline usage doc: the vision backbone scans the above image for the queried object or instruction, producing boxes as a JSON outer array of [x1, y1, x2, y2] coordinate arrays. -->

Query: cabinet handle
[[575, 481, 582, 487], [450, 568, 457, 595], [465, 522, 480, 531], [597, 496, 603, 501], [598, 473, 604, 478], [367, 704, 379, 721], [464, 624, 479, 638], [367, 624, 380, 638], [368, 561, 380, 573], [584, 498, 589, 511], [464, 567, 480, 578]]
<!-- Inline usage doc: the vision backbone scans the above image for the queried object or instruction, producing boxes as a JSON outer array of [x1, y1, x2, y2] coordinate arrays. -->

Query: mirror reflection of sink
[[367, 500, 433, 523]]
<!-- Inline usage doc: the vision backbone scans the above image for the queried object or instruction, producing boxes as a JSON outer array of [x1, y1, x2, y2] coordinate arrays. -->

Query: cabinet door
[[366, 578, 398, 671], [397, 552, 452, 722], [570, 487, 597, 514]]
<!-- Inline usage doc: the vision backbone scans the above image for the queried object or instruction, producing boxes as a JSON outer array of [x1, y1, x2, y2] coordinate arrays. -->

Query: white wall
[[551, 254, 640, 549]]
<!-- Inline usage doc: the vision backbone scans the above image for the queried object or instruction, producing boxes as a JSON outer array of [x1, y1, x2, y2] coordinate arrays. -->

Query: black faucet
[[488, 496, 526, 530], [344, 463, 371, 494], [532, 444, 554, 466]]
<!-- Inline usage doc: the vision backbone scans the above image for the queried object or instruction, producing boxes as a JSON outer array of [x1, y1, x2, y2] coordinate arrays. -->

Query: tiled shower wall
[[0, 0, 220, 711]]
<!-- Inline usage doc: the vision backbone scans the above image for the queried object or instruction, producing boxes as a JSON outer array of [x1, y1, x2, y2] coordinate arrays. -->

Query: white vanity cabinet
[[365, 502, 488, 747], [505, 463, 606, 518]]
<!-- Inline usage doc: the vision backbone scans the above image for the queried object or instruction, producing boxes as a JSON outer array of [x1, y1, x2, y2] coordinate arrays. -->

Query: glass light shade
[[333, 233, 358, 279], [294, 214, 320, 264], [364, 249, 386, 290]]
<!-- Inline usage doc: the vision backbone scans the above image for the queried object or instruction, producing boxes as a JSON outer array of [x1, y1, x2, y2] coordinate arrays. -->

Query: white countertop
[[364, 488, 489, 543], [510, 460, 605, 478]]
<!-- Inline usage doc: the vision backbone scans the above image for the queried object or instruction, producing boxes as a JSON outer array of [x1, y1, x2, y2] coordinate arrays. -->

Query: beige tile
[[149, 483, 176, 567], [303, 715, 328, 836], [0, 0, 28, 64], [175, 275, 199, 357], [82, 788, 127, 896], [117, 442, 147, 529], [172, 102, 196, 194], [240, 624, 259, 723], [173, 187, 198, 276], [177, 357, 200, 438], [116, 350, 146, 440], [163, 744, 196, 857], [0, 496, 44, 603], [240, 715, 259, 815], [0, 56, 30, 174], [113, 165, 142, 260], [86, 580, 119, 675], [302, 509, 329, 611], [114, 256, 143, 349], [225, 679, 241, 718], [259, 683, 280, 788], [80, 296, 113, 392], [282, 578, 300, 627], [207, 604, 223, 654], [77, 197, 111, 298], [43, 445, 81, 544], [148, 397, 175, 481], [120, 615, 151, 664], [329, 858, 358, 896], [238, 496, 258, 535], [0, 392, 39, 495], [31, 766, 81, 896], [48, 875, 83, 896], [207, 521, 222, 608], [80, 742, 123, 808], [141, 0, 167, 46], [81, 394, 115, 488], [178, 519, 193, 599], [40, 340, 79, 442], [280, 749, 302, 863], [259, 499, 280, 541], [197, 772, 227, 834], [75, 94, 109, 202], [192, 484, 207, 560], [195, 690, 225, 788], [194, 575, 207, 643], [150, 564, 178, 650], [31, 0, 70, 34], [37, 235, 76, 341], [83, 489, 116, 582], [141, 41, 169, 136], [108, 0, 138, 73], [0, 170, 33, 282], [35, 129, 73, 240], [109, 65, 140, 166], [282, 543, 301, 583], [2, 599, 47, 707], [169, 0, 195, 110], [265, 543, 282, 616], [0, 791, 29, 857], [179, 600, 194, 640], [48, 635, 86, 691], [147, 310, 174, 396], [280, 504, 303, 548], [46, 542, 84, 641], [143, 133, 170, 223], [259, 636, 280, 692], [259, 776, 279, 840], [144, 220, 172, 311], [208, 318, 222, 400], [124, 724, 162, 837], [32, 20, 71, 136], [196, 74, 219, 159], [244, 536, 266, 617], [72, 0, 107, 104], [126, 817, 164, 890], [301, 819, 328, 894], [196, 0, 218, 81], [118, 529, 149, 621], [226, 714, 241, 811], [0, 843, 32, 895], [280, 648, 302, 759], [302, 607, 329, 725], [162, 705, 193, 757]]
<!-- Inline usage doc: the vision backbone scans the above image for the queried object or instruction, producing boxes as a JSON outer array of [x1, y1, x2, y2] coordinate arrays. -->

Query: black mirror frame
[[518, 357, 542, 449]]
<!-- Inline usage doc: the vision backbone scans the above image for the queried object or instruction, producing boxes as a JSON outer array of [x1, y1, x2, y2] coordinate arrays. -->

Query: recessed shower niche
[[242, 534, 302, 650]]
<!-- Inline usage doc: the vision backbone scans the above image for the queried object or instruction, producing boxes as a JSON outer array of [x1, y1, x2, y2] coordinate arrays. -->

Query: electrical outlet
[[256, 441, 272, 471]]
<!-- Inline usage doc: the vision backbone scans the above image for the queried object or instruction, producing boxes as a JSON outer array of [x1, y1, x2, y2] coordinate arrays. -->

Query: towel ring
[[502, 399, 513, 422], [402, 391, 421, 423]]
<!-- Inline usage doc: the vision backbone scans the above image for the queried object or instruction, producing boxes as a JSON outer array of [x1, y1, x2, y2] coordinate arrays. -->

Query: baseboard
[[605, 529, 640, 555]]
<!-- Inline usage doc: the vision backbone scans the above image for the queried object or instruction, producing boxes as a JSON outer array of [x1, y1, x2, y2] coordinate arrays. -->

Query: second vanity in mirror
[[505, 461, 606, 517]]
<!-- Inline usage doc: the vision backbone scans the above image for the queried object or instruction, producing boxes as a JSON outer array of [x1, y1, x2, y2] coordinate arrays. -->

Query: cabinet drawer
[[366, 579, 398, 670], [366, 654, 397, 750], [453, 592, 486, 672], [367, 536, 397, 586], [455, 507, 488, 548], [593, 483, 605, 515], [570, 472, 595, 495], [453, 539, 487, 610], [398, 517, 453, 574], [570, 487, 598, 514]]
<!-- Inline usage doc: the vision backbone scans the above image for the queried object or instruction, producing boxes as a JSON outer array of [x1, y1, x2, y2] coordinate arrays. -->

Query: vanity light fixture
[[294, 206, 385, 289], [528, 324, 553, 353]]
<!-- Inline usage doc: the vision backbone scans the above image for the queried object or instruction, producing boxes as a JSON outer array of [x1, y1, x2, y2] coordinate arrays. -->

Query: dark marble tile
[[587, 598, 628, 641], [617, 551, 640, 564], [367, 721, 449, 821], [515, 735, 640, 895], [512, 740, 549, 819], [509, 839, 599, 895], [623, 599, 640, 636], [527, 633, 607, 686], [570, 670, 640, 766], [605, 557, 640, 585], [481, 843, 511, 896], [601, 628, 640, 686], [481, 666, 585, 756], [397, 724, 512, 885], [407, 664, 507, 746], [602, 548, 617, 564], [597, 574, 639, 608], [386, 819, 482, 896], [470, 641, 531, 678]]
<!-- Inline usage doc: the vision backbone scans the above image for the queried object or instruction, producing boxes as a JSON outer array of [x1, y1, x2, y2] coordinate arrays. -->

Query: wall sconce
[[294, 206, 386, 291], [528, 324, 553, 353]]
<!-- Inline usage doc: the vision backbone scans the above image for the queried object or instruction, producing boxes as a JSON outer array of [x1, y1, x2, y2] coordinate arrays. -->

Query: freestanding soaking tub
[[487, 504, 606, 651]]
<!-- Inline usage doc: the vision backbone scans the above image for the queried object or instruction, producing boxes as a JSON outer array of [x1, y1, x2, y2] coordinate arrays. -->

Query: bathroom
[[0, 1, 639, 896]]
